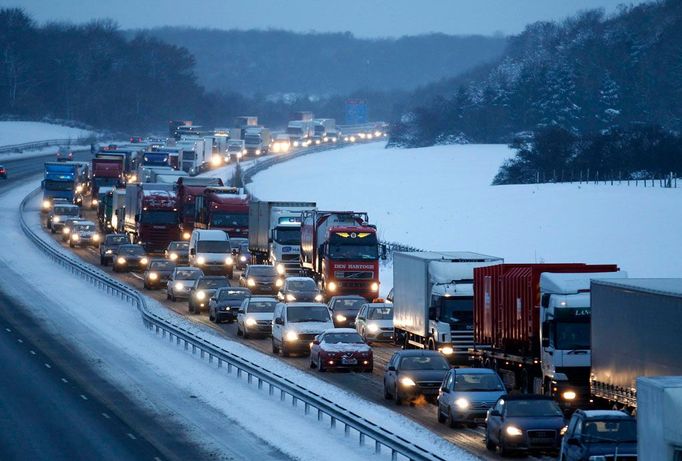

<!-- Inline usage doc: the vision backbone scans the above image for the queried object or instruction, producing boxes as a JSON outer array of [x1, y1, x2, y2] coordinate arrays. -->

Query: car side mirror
[[274, 318, 283, 325], [357, 317, 365, 321], [489, 409, 501, 417], [238, 309, 244, 314], [388, 366, 396, 372], [312, 340, 320, 345], [210, 297, 216, 303], [567, 437, 581, 447], [440, 386, 450, 393], [231, 249, 237, 256]]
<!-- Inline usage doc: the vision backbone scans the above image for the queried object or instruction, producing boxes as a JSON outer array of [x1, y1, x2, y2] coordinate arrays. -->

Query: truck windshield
[[439, 297, 473, 328], [196, 241, 230, 253], [211, 213, 248, 227], [555, 321, 590, 350], [183, 203, 195, 218], [244, 135, 261, 143], [44, 180, 74, 191], [286, 127, 303, 136], [314, 126, 325, 135], [328, 244, 378, 261], [94, 178, 119, 187], [273, 227, 300, 245], [140, 211, 178, 225]]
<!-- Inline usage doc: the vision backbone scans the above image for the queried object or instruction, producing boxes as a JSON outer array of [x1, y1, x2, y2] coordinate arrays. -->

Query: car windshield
[[239, 243, 249, 253], [119, 246, 144, 255], [287, 306, 330, 323], [196, 241, 230, 253], [454, 373, 505, 392], [288, 279, 317, 291], [399, 355, 449, 371], [323, 333, 364, 344], [54, 206, 79, 215], [332, 298, 365, 312], [150, 261, 174, 270], [217, 289, 249, 301], [107, 235, 128, 245], [505, 399, 563, 417], [197, 278, 229, 289], [175, 270, 202, 280], [555, 321, 590, 350], [211, 213, 248, 227], [250, 266, 277, 276], [368, 306, 393, 320], [582, 420, 637, 443], [74, 224, 95, 232], [247, 301, 277, 313], [168, 242, 189, 251]]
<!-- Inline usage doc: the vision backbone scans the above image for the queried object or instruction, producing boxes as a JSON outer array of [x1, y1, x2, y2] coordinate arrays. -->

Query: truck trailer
[[90, 158, 123, 208], [124, 183, 180, 252], [472, 263, 623, 408], [194, 187, 250, 238], [176, 177, 224, 239], [637, 376, 682, 461], [392, 251, 503, 362], [591, 278, 682, 410]]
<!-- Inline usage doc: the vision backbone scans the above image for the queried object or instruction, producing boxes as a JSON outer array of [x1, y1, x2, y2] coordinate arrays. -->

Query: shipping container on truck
[[95, 149, 138, 179], [194, 187, 250, 238], [591, 278, 682, 410], [169, 120, 192, 139], [234, 116, 258, 129], [248, 201, 317, 274], [90, 159, 123, 205], [300, 210, 383, 300], [472, 263, 622, 408], [392, 252, 503, 363], [138, 166, 175, 183], [286, 121, 314, 145], [97, 186, 115, 231], [291, 111, 314, 122], [313, 119, 337, 141], [123, 183, 180, 252], [176, 138, 206, 175], [42, 162, 79, 210], [175, 176, 224, 240]]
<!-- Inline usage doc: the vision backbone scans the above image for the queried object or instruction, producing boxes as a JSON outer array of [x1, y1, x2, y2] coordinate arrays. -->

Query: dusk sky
[[3, 0, 644, 37]]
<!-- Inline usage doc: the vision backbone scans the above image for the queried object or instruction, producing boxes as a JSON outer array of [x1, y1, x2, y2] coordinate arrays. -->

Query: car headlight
[[63, 227, 70, 234], [440, 346, 454, 356], [276, 264, 285, 275], [169, 252, 178, 260], [285, 331, 299, 342], [286, 293, 296, 302], [560, 425, 568, 436], [196, 256, 205, 265], [247, 278, 255, 287], [91, 199, 98, 205], [367, 324, 379, 333], [276, 278, 283, 287], [149, 272, 158, 280], [239, 255, 246, 262], [371, 282, 379, 292], [42, 200, 51, 209], [455, 398, 470, 410], [245, 318, 257, 327], [105, 249, 113, 254], [327, 281, 337, 292], [314, 294, 323, 302], [399, 377, 416, 387], [140, 257, 148, 265], [76, 185, 83, 193], [117, 257, 126, 265], [196, 291, 206, 300], [92, 234, 100, 241], [175, 282, 184, 290], [53, 216, 60, 223], [336, 314, 347, 322], [71, 234, 80, 240], [225, 256, 234, 265], [183, 232, 191, 240], [562, 391, 577, 401], [505, 426, 523, 437]]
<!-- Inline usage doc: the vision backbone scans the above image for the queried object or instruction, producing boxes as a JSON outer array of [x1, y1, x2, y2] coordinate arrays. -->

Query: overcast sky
[[4, 0, 642, 37]]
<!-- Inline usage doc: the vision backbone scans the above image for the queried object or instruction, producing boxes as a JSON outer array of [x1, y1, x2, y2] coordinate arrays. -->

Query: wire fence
[[534, 170, 679, 188]]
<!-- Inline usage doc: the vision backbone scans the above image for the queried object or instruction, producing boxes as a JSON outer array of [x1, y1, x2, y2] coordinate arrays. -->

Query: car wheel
[[437, 405, 447, 424], [242, 329, 249, 339], [280, 343, 289, 358], [236, 325, 243, 336], [188, 303, 194, 314], [271, 339, 279, 354], [69, 241, 74, 248], [446, 408, 457, 428], [485, 431, 496, 451], [51, 227, 56, 234], [317, 356, 325, 372], [498, 434, 510, 456], [209, 311, 214, 322], [171, 293, 176, 302], [309, 357, 316, 368], [394, 385, 402, 405], [383, 381, 392, 400]]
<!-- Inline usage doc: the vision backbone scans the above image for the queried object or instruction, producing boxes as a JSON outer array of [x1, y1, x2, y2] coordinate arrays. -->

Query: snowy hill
[[249, 142, 682, 285], [0, 121, 94, 146]]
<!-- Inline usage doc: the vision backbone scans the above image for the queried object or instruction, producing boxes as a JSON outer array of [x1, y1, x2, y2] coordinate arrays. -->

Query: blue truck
[[42, 162, 79, 211]]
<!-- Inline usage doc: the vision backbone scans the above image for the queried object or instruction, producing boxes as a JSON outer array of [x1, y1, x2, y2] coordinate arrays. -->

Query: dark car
[[0, 165, 7, 179], [236, 242, 251, 270], [47, 203, 80, 233], [559, 410, 637, 461], [208, 287, 251, 323], [188, 276, 231, 314], [310, 328, 373, 372], [437, 368, 506, 427], [327, 295, 366, 328], [278, 276, 323, 303], [143, 259, 176, 290], [164, 241, 190, 265], [113, 244, 148, 273], [383, 350, 450, 405], [485, 395, 566, 455], [100, 234, 129, 266], [240, 264, 282, 294]]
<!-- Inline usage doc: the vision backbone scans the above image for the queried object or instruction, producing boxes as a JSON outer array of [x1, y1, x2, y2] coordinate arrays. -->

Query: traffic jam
[[38, 119, 646, 460]]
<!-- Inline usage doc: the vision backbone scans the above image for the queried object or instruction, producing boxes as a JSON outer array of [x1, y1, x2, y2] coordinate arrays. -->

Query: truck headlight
[[42, 200, 51, 209], [399, 377, 416, 387], [239, 255, 246, 262], [562, 391, 577, 401], [149, 272, 158, 280], [276, 278, 283, 287], [367, 324, 379, 333], [255, 149, 261, 155], [327, 281, 337, 292], [91, 199, 98, 205], [285, 331, 299, 342], [505, 426, 523, 437], [225, 256, 234, 265], [455, 398, 470, 409], [140, 257, 148, 265], [371, 282, 379, 292], [245, 318, 257, 327], [314, 294, 323, 302], [183, 232, 191, 240], [247, 278, 255, 287], [63, 227, 70, 234], [76, 185, 83, 193], [335, 314, 347, 322], [440, 346, 454, 356], [196, 256, 205, 265], [286, 294, 296, 302], [92, 234, 100, 242], [276, 264, 285, 275], [105, 249, 113, 255], [117, 257, 126, 265], [169, 252, 178, 260], [71, 234, 80, 241], [196, 291, 206, 300]]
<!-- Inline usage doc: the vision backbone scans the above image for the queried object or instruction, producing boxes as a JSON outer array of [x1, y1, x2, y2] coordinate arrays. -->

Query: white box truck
[[637, 376, 682, 461]]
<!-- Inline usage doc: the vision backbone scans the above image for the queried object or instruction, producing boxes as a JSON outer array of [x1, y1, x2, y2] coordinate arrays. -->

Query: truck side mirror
[[566, 437, 581, 447], [274, 318, 283, 325], [189, 248, 195, 256], [380, 244, 387, 260]]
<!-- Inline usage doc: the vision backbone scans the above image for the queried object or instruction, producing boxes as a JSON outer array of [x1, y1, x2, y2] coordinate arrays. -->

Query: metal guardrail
[[0, 138, 79, 154], [19, 186, 444, 461]]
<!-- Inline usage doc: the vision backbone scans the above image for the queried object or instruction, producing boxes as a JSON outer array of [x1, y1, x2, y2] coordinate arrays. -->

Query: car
[[47, 203, 80, 233], [0, 165, 7, 179], [310, 328, 373, 372], [143, 259, 176, 290], [99, 234, 129, 266], [356, 302, 394, 343], [236, 296, 278, 338], [235, 241, 251, 270], [559, 410, 637, 461], [271, 302, 334, 357], [327, 295, 366, 328], [60, 217, 87, 242], [112, 244, 148, 273], [383, 350, 450, 405], [208, 287, 251, 323], [437, 368, 507, 428], [164, 241, 190, 265], [68, 220, 101, 248], [277, 276, 323, 303], [484, 394, 566, 455], [188, 275, 231, 314], [240, 264, 283, 294], [166, 267, 204, 301], [188, 229, 235, 277]]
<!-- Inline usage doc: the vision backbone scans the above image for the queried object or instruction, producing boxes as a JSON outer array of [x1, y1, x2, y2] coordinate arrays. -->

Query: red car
[[309, 328, 373, 372]]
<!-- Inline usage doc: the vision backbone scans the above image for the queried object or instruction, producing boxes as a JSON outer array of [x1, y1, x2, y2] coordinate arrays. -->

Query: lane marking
[[44, 363, 51, 368], [127, 433, 137, 440], [30, 350, 36, 355], [101, 412, 111, 419], [80, 394, 88, 401], [5, 328, 10, 332], [61, 378, 68, 383], [17, 338, 23, 343]]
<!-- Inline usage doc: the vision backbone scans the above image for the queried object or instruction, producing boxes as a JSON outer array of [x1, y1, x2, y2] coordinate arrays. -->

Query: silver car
[[68, 221, 101, 248], [166, 267, 204, 301], [437, 368, 506, 427]]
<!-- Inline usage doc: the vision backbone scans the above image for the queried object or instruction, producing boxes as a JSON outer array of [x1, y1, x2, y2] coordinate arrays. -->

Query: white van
[[188, 229, 235, 278], [271, 302, 334, 357]]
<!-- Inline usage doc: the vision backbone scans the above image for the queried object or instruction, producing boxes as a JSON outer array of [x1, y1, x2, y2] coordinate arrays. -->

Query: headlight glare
[[276, 264, 285, 275], [175, 282, 184, 290], [455, 398, 470, 409], [275, 278, 283, 287], [169, 252, 178, 260], [562, 391, 577, 401], [314, 294, 323, 302], [399, 377, 416, 387], [225, 256, 234, 265], [196, 291, 206, 300], [506, 426, 523, 437], [140, 257, 148, 265], [196, 256, 206, 265], [367, 324, 379, 333], [371, 282, 379, 292], [247, 278, 255, 287], [286, 293, 296, 302], [149, 272, 158, 280], [117, 257, 126, 265], [285, 331, 299, 341], [245, 318, 257, 327], [327, 281, 337, 292], [336, 314, 347, 322], [239, 255, 246, 262]]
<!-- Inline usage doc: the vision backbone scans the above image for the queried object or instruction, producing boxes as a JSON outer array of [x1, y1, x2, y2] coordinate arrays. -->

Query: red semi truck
[[300, 210, 383, 300], [124, 183, 181, 252], [90, 158, 123, 208], [193, 186, 249, 238], [471, 263, 622, 408], [175, 177, 223, 240]]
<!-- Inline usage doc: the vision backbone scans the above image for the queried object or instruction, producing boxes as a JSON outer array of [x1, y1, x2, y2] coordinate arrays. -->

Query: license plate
[[341, 358, 357, 365]]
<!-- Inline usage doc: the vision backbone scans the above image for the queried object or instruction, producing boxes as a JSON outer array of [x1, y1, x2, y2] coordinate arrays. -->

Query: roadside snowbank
[[0, 121, 93, 145]]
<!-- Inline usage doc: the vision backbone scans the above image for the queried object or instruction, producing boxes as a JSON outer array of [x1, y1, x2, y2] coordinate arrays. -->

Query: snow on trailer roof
[[541, 271, 628, 295], [398, 251, 503, 262], [592, 278, 682, 298]]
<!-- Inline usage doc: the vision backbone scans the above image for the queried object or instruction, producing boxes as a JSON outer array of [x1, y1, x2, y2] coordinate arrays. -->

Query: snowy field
[[249, 142, 682, 291], [0, 180, 478, 461], [0, 121, 94, 145]]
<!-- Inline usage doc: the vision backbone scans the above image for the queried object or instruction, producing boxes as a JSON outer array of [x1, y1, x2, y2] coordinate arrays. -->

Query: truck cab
[[194, 186, 249, 238]]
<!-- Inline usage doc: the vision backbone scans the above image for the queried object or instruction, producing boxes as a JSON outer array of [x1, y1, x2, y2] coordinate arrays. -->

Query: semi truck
[[313, 119, 337, 141], [95, 149, 138, 180], [248, 201, 317, 274], [291, 111, 314, 122], [243, 127, 272, 156], [392, 252, 503, 362], [591, 278, 682, 410], [176, 138, 205, 174], [124, 183, 180, 252], [286, 121, 314, 146], [110, 188, 126, 233], [471, 263, 623, 409], [42, 162, 78, 211], [90, 159, 123, 208], [300, 210, 383, 299], [176, 177, 224, 239], [194, 187, 250, 238], [637, 376, 682, 461], [235, 116, 258, 130]]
